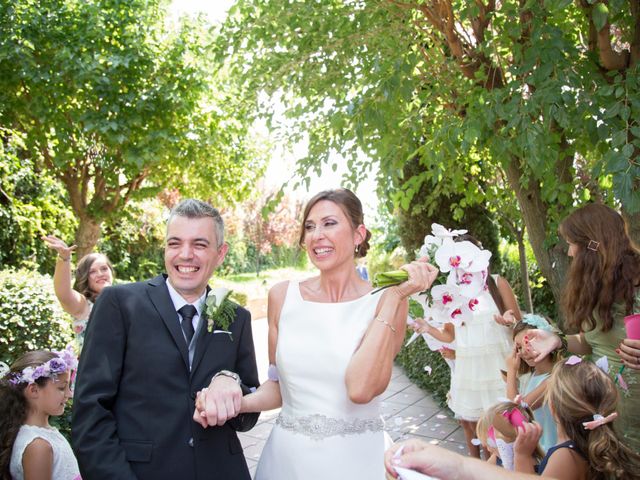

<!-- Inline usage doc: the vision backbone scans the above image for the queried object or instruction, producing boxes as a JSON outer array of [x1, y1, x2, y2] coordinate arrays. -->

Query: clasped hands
[[193, 375, 243, 428]]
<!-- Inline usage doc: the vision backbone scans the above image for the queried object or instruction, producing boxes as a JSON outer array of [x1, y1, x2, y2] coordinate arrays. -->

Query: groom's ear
[[215, 242, 229, 268]]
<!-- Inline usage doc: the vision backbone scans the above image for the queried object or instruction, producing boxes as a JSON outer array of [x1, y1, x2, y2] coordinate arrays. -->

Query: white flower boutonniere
[[203, 287, 236, 340]]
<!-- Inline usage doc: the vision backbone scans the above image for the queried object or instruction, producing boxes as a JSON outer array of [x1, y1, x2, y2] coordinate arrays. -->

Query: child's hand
[[439, 346, 456, 360], [411, 317, 428, 333], [505, 345, 521, 373], [524, 329, 562, 362], [514, 421, 542, 457], [494, 309, 516, 327]]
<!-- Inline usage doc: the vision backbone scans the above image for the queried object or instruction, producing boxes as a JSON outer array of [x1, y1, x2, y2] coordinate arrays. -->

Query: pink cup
[[624, 313, 640, 340]]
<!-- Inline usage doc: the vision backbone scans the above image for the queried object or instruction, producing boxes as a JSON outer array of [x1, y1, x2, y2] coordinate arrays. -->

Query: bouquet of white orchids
[[374, 223, 492, 328]]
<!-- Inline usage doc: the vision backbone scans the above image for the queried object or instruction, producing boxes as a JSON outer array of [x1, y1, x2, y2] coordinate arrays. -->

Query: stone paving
[[239, 318, 468, 478]]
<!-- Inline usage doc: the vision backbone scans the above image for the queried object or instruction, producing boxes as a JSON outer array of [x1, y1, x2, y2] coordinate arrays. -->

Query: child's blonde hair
[[475, 409, 492, 448], [546, 360, 640, 479], [489, 400, 544, 461]]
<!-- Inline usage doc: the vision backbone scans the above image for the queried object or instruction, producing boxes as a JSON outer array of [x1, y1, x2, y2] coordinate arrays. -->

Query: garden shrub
[[0, 269, 74, 364], [0, 268, 75, 440]]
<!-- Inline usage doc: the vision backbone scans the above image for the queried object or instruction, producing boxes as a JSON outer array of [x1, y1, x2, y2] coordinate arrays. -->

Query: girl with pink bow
[[513, 358, 640, 479]]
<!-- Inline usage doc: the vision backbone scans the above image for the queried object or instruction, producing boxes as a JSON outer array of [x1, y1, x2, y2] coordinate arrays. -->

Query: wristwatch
[[212, 370, 241, 385]]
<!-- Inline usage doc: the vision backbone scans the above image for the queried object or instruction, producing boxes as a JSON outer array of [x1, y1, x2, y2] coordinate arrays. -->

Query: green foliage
[[229, 291, 247, 306], [0, 129, 76, 271], [0, 269, 74, 365], [499, 242, 557, 320], [395, 331, 451, 408], [0, 267, 73, 443], [99, 198, 165, 281], [0, 0, 265, 253], [213, 0, 640, 309]]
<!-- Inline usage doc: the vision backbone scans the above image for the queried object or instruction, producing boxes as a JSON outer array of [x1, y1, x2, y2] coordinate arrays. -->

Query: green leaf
[[592, 3, 609, 31]]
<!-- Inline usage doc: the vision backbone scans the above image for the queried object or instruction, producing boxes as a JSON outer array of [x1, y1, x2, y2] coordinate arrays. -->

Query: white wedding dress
[[255, 281, 386, 480]]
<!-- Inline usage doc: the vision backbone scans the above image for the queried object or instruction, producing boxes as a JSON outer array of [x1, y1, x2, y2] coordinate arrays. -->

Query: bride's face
[[302, 200, 362, 271]]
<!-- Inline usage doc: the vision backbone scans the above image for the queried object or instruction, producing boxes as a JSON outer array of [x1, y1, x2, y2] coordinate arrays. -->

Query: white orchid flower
[[434, 240, 491, 273], [445, 302, 473, 327], [452, 269, 487, 299], [430, 284, 464, 310], [431, 223, 467, 241]]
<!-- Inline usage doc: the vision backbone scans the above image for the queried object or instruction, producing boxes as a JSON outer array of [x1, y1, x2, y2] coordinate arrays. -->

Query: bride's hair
[[298, 188, 372, 258]]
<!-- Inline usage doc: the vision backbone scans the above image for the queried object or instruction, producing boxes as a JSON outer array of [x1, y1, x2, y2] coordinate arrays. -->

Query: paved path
[[238, 318, 468, 477]]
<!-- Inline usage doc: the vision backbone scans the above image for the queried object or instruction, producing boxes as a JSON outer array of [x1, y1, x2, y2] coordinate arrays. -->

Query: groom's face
[[165, 215, 228, 303]]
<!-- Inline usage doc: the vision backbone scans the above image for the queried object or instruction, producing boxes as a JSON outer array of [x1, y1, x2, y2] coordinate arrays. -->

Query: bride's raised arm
[[345, 259, 438, 404]]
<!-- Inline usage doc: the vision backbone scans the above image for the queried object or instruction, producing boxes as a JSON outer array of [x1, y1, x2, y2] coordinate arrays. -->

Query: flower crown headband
[[0, 346, 78, 386]]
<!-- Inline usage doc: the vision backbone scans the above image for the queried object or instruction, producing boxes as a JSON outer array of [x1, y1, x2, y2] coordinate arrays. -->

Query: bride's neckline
[[296, 281, 375, 305]]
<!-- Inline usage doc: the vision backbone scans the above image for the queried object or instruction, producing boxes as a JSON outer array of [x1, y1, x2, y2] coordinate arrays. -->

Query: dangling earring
[[354, 244, 360, 254]]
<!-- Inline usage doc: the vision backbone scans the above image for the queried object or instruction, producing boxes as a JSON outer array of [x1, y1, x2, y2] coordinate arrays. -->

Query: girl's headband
[[521, 313, 553, 332], [3, 346, 78, 386]]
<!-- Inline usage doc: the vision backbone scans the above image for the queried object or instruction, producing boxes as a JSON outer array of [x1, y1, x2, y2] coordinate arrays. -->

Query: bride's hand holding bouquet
[[374, 224, 492, 329]]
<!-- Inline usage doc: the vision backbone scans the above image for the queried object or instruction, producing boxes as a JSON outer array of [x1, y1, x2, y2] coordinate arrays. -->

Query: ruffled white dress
[[10, 424, 81, 480], [256, 281, 385, 480], [447, 283, 513, 421]]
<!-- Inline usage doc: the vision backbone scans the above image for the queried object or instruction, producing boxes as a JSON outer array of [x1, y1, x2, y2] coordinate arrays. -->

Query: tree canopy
[[0, 0, 265, 256], [212, 0, 640, 305]]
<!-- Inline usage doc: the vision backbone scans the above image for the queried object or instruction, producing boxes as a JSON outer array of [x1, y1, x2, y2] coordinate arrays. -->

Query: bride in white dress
[[197, 188, 437, 479]]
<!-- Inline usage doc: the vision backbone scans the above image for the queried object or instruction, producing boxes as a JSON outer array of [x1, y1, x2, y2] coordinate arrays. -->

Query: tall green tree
[[213, 0, 639, 305], [0, 0, 264, 257]]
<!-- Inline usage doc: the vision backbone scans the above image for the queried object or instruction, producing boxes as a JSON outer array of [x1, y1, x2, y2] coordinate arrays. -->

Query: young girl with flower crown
[[0, 347, 80, 480], [514, 358, 640, 480], [505, 314, 561, 453]]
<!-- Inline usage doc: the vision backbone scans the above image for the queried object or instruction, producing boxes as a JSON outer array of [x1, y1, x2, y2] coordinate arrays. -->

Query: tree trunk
[[74, 217, 103, 259], [622, 207, 640, 248], [504, 158, 569, 315], [516, 231, 533, 313]]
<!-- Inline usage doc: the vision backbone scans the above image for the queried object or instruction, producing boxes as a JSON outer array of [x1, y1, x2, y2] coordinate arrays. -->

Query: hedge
[[0, 269, 75, 439]]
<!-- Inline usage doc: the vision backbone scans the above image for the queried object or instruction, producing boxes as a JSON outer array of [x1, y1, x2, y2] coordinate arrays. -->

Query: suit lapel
[[147, 275, 189, 370]]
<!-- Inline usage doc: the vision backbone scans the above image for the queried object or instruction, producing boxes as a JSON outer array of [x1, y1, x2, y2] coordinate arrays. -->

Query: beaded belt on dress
[[276, 413, 384, 440]]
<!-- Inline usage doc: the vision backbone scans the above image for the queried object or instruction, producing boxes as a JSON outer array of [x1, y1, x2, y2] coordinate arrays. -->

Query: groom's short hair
[[167, 199, 225, 247]]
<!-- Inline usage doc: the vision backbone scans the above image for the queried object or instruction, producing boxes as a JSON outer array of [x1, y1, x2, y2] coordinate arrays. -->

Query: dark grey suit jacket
[[72, 275, 259, 480]]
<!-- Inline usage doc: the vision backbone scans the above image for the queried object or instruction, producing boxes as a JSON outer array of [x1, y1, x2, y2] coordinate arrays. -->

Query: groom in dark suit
[[72, 199, 260, 480]]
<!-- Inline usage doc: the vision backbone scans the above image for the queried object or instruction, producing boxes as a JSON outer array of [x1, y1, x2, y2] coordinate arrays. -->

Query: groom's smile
[[165, 215, 228, 303]]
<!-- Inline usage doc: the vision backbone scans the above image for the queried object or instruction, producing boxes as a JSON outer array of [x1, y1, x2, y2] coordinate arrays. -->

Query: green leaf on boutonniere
[[203, 288, 236, 340]]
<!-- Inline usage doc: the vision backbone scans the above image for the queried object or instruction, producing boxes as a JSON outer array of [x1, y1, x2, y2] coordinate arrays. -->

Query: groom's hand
[[196, 376, 243, 427]]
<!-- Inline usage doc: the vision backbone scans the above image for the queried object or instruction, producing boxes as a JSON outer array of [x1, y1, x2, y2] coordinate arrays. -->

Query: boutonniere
[[203, 287, 236, 340]]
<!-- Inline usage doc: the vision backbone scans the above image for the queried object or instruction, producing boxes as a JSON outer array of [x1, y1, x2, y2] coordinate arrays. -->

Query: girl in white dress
[[0, 347, 80, 479], [418, 234, 521, 458], [196, 188, 438, 480]]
